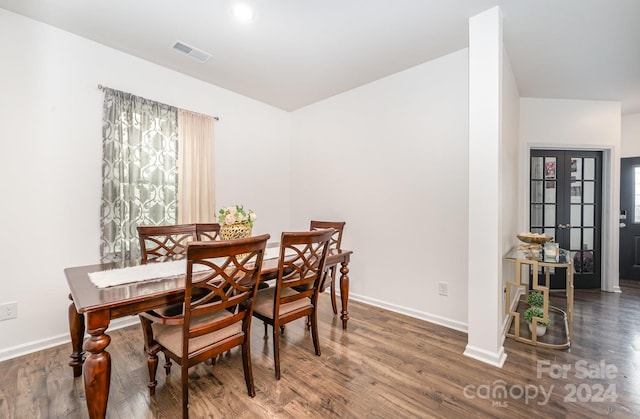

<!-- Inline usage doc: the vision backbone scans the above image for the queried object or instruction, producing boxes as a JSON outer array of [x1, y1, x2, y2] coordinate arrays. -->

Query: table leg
[[68, 294, 85, 377], [83, 310, 112, 419], [339, 261, 350, 329]]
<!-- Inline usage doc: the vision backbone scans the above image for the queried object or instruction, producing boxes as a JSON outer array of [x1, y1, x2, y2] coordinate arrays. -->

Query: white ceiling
[[1, 0, 639, 114]]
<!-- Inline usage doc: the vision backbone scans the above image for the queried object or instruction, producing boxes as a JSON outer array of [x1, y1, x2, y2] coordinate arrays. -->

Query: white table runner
[[88, 245, 292, 288], [89, 260, 189, 288]]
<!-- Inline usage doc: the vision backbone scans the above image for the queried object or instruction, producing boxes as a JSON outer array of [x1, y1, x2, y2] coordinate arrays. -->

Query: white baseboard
[[463, 344, 507, 368], [348, 292, 468, 333], [0, 316, 139, 362]]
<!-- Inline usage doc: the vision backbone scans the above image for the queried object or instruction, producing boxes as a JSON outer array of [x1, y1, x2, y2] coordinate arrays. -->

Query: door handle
[[557, 224, 572, 229]]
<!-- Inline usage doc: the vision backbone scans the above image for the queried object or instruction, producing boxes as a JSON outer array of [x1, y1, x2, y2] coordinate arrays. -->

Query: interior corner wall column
[[464, 5, 507, 367]]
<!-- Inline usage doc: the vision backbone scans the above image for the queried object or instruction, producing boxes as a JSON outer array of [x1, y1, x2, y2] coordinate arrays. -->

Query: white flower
[[218, 204, 256, 227]]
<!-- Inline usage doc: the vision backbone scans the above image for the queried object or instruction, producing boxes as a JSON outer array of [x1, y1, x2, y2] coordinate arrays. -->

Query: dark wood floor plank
[[2, 281, 640, 418]]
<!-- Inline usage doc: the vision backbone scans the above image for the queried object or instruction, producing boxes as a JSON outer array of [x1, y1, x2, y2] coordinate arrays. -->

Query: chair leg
[[273, 325, 281, 380], [147, 352, 158, 396], [330, 270, 338, 315], [140, 315, 161, 395], [164, 352, 172, 375], [241, 340, 256, 397], [280, 325, 286, 335], [311, 310, 321, 356], [263, 321, 268, 339]]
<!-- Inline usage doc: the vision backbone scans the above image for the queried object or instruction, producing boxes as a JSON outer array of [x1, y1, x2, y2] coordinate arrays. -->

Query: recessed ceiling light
[[232, 3, 255, 22]]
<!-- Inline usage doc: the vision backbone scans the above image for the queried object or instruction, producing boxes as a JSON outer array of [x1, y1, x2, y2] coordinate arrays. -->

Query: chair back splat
[[196, 223, 221, 241], [310, 221, 346, 313], [137, 224, 197, 263], [138, 223, 222, 263], [310, 220, 345, 252]]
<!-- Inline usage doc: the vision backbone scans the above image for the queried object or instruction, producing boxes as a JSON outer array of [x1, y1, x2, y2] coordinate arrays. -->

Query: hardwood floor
[[1, 281, 639, 418]]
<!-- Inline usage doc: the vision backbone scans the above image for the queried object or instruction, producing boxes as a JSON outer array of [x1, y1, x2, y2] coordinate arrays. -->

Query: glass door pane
[[635, 167, 640, 223]]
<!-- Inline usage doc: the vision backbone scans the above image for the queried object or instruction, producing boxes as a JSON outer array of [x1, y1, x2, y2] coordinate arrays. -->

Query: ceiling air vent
[[172, 41, 211, 63]]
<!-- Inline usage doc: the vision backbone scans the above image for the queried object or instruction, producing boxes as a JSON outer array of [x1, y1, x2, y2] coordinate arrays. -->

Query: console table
[[504, 247, 574, 349]]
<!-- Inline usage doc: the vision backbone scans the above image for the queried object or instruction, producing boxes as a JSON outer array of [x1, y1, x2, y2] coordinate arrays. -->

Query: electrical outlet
[[0, 302, 17, 320], [438, 282, 448, 296]]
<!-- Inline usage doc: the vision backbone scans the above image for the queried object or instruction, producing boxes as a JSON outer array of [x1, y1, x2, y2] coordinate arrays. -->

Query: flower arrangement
[[217, 204, 257, 228]]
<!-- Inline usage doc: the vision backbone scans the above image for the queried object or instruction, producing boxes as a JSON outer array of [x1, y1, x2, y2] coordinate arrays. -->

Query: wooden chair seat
[[253, 287, 312, 318], [152, 310, 242, 357]]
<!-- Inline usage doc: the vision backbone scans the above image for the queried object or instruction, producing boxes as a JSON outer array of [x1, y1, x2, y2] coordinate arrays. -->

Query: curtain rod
[[97, 84, 219, 121]]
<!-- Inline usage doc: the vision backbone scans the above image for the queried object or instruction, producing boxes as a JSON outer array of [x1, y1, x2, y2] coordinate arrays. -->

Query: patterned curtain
[[100, 88, 178, 262]]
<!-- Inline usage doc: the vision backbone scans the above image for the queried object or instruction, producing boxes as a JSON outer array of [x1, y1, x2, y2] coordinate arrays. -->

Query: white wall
[[520, 98, 621, 292], [500, 51, 520, 324], [0, 9, 291, 359], [520, 99, 621, 147], [290, 49, 470, 330], [622, 113, 640, 157]]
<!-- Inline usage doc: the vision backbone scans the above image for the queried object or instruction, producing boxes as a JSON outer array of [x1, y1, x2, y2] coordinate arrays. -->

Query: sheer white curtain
[[177, 109, 216, 223]]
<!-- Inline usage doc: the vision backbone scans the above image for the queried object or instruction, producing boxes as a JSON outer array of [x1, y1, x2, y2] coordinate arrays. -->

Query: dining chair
[[137, 224, 198, 262], [139, 234, 270, 418], [310, 221, 346, 315], [195, 223, 221, 241], [137, 224, 210, 355], [252, 229, 333, 379]]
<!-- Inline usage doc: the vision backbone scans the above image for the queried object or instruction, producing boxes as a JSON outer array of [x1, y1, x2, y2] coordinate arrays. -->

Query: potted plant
[[526, 291, 544, 308], [524, 306, 550, 337]]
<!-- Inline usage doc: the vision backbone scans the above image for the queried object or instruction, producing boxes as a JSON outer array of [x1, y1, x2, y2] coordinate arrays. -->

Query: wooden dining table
[[65, 248, 352, 419]]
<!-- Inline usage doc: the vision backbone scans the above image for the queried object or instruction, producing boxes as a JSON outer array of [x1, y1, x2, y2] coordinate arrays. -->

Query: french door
[[620, 157, 640, 280], [530, 150, 602, 289]]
